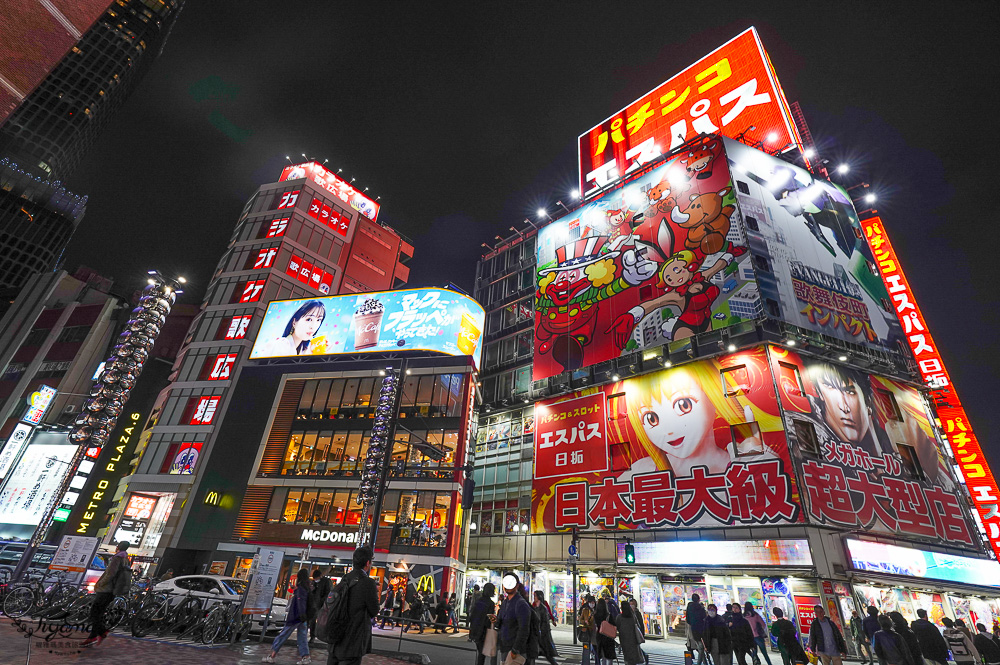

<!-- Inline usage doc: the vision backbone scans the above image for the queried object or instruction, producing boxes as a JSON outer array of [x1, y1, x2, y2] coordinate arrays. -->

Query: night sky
[[60, 4, 1000, 463]]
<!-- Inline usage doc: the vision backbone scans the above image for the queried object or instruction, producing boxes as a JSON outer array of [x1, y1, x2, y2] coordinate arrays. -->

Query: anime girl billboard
[[531, 346, 803, 532]]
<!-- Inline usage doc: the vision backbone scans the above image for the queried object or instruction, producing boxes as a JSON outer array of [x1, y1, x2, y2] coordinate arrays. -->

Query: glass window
[[446, 375, 463, 416], [345, 491, 362, 526], [282, 434, 302, 475], [299, 490, 318, 522], [283, 490, 302, 522], [485, 342, 499, 369], [329, 432, 347, 471], [793, 419, 820, 456], [415, 376, 434, 406], [730, 422, 763, 457], [329, 490, 349, 525], [343, 432, 363, 474], [342, 378, 360, 407], [298, 381, 317, 415], [432, 376, 449, 413], [298, 432, 318, 473], [314, 432, 332, 474], [326, 379, 345, 411], [312, 380, 331, 415], [391, 430, 409, 477], [267, 488, 288, 521], [357, 378, 375, 407], [400, 375, 418, 407], [315, 490, 334, 524], [379, 490, 400, 527]]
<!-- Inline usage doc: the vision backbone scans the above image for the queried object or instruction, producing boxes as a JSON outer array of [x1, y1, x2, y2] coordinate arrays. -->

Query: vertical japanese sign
[[243, 547, 283, 614], [860, 216, 1000, 558], [534, 393, 609, 479], [578, 27, 801, 196], [22, 385, 57, 425]]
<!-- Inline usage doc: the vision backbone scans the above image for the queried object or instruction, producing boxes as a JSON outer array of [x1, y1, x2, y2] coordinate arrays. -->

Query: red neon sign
[[578, 27, 801, 196], [862, 216, 1000, 558], [280, 162, 379, 222]]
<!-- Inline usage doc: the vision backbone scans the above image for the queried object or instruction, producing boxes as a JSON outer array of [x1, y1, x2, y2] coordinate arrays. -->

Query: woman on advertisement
[[258, 300, 327, 357]]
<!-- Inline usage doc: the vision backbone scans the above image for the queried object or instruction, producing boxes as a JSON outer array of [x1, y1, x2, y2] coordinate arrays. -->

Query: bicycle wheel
[[104, 596, 128, 631], [48, 584, 79, 609], [170, 596, 202, 631], [3, 586, 35, 618], [66, 595, 94, 625], [200, 607, 225, 645]]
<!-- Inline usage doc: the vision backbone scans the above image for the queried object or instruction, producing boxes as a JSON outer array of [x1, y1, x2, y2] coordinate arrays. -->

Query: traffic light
[[624, 542, 635, 564]]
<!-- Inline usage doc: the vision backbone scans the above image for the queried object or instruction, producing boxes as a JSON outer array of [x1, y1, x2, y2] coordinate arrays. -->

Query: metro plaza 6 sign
[[249, 288, 485, 366]]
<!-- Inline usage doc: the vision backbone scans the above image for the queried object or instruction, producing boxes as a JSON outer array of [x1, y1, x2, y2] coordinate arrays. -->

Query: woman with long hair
[[532, 590, 559, 665], [259, 300, 326, 356], [262, 568, 312, 664], [594, 598, 617, 665], [744, 601, 772, 665]]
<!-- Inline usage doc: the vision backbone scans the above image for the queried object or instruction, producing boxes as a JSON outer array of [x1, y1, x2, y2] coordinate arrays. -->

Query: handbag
[[599, 619, 618, 639], [482, 627, 498, 657], [635, 621, 646, 644], [503, 652, 526, 665], [578, 628, 593, 643]]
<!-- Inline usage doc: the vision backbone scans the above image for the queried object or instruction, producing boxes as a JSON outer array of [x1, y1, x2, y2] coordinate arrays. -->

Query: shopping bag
[[482, 627, 498, 657], [599, 620, 618, 639], [685, 650, 695, 665], [503, 651, 526, 665]]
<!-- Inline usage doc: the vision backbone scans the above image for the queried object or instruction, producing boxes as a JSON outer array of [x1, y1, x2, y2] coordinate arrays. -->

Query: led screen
[[617, 539, 812, 567], [846, 539, 1000, 587], [250, 288, 485, 367], [0, 434, 75, 527]]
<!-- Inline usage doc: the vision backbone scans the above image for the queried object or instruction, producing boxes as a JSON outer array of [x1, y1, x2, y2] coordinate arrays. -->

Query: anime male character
[[535, 236, 656, 372], [805, 363, 884, 457]]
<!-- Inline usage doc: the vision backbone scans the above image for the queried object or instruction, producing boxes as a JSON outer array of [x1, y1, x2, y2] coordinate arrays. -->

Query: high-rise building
[[102, 161, 413, 566], [0, 0, 185, 290]]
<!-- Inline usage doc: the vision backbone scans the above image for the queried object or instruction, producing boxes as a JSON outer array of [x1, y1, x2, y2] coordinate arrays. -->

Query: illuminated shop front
[[106, 490, 176, 571]]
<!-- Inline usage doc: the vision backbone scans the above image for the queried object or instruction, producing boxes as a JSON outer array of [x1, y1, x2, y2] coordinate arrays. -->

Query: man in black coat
[[862, 607, 881, 642], [807, 604, 847, 665], [309, 568, 333, 643], [911, 609, 949, 665], [495, 574, 538, 664], [328, 546, 379, 665], [688, 593, 709, 665], [730, 604, 757, 665], [705, 603, 734, 665], [469, 583, 498, 665], [975, 623, 1000, 665]]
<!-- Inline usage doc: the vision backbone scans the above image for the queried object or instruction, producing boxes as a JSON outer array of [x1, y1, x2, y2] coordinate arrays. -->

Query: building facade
[[103, 161, 413, 570], [466, 135, 997, 643]]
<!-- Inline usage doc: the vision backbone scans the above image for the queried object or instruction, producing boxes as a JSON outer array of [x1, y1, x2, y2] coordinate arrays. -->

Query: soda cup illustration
[[456, 311, 482, 356], [353, 298, 384, 350]]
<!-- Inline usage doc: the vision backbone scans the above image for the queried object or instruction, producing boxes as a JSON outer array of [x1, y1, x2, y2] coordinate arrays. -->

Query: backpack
[[947, 631, 971, 659], [316, 573, 359, 644], [112, 558, 132, 596]]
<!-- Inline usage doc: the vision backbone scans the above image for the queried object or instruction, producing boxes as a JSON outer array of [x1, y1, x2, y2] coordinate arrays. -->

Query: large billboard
[[0, 432, 75, 536], [846, 539, 1000, 588], [534, 141, 757, 381], [771, 348, 977, 548], [578, 27, 801, 196], [279, 162, 380, 222], [531, 347, 803, 533], [250, 288, 485, 367], [861, 216, 1000, 560], [0, 1, 112, 126], [723, 137, 903, 351]]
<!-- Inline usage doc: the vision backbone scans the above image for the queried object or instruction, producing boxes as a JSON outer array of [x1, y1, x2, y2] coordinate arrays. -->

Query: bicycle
[[2, 570, 77, 618], [130, 588, 173, 637], [200, 599, 251, 645]]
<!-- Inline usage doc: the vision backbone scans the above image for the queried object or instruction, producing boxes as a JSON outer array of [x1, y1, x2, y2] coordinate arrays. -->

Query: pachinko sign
[[861, 216, 1000, 559], [771, 348, 977, 548], [249, 288, 485, 367], [531, 347, 803, 532], [279, 162, 380, 221], [578, 27, 800, 196]]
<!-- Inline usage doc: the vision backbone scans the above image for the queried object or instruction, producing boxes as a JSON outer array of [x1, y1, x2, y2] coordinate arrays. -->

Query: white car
[[153, 574, 288, 633]]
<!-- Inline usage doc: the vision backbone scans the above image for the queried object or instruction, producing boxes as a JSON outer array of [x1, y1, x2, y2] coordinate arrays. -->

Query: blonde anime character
[[619, 360, 783, 479]]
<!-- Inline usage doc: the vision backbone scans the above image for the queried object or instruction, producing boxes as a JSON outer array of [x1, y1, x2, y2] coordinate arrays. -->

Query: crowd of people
[[378, 586, 461, 633]]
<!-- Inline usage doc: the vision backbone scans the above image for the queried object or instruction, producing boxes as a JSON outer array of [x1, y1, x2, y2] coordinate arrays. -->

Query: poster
[[772, 348, 976, 546], [0, 440, 76, 526], [49, 536, 99, 573], [531, 347, 802, 532], [535, 142, 757, 380], [243, 547, 283, 615]]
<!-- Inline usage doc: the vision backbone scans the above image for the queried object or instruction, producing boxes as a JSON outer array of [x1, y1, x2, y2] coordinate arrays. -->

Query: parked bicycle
[[2, 570, 78, 618]]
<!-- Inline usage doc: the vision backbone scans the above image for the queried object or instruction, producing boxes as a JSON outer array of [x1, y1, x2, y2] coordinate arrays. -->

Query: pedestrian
[[807, 604, 847, 665], [532, 590, 559, 665], [724, 603, 735, 626], [467, 584, 482, 628], [403, 586, 424, 633], [687, 593, 709, 665], [494, 574, 539, 665], [872, 615, 916, 665], [850, 609, 874, 665], [617, 601, 645, 665], [448, 592, 460, 633], [731, 603, 757, 665], [955, 619, 976, 644], [974, 623, 1000, 665], [863, 607, 881, 644], [309, 568, 332, 643], [469, 583, 498, 665], [770, 607, 808, 665], [630, 599, 650, 665], [262, 568, 312, 664], [159, 567, 174, 581], [579, 595, 596, 665], [943, 616, 980, 665], [909, 609, 948, 665], [326, 546, 379, 665], [81, 541, 132, 647], [745, 602, 773, 665], [888, 612, 922, 665], [378, 587, 396, 629], [594, 597, 617, 665], [434, 594, 451, 633], [706, 603, 735, 665]]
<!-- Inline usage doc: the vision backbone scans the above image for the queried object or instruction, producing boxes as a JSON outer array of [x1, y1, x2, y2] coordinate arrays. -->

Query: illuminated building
[[0, 0, 184, 290], [104, 161, 413, 570]]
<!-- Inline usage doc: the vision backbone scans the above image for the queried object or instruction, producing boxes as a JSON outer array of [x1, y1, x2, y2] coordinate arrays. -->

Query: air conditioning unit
[[63, 404, 77, 414]]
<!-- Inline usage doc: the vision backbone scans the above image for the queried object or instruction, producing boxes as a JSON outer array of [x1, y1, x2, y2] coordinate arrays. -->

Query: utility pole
[[570, 527, 579, 645]]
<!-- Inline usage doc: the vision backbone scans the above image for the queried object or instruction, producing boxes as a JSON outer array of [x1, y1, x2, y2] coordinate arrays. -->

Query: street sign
[[242, 547, 282, 614], [49, 535, 99, 573], [568, 544, 577, 556]]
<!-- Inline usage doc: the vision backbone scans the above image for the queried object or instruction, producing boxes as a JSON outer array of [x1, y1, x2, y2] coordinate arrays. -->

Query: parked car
[[153, 574, 288, 632]]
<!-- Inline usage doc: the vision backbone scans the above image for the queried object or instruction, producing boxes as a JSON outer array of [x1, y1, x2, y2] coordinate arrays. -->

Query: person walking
[[910, 609, 948, 665], [888, 612, 922, 665], [863, 607, 882, 644], [263, 568, 312, 664], [447, 592, 460, 633], [532, 590, 559, 665], [850, 610, 874, 665], [808, 604, 847, 665], [379, 588, 398, 629], [872, 615, 916, 665], [403, 588, 424, 634], [745, 602, 773, 665], [616, 601, 645, 665], [327, 546, 380, 665], [309, 568, 333, 643], [467, 584, 482, 628], [434, 594, 451, 633], [579, 595, 597, 665], [770, 607, 808, 665], [706, 603, 735, 665], [594, 597, 617, 665], [630, 599, 650, 665], [687, 593, 709, 665], [975, 623, 1000, 665], [495, 575, 539, 665], [81, 541, 132, 647], [731, 604, 757, 665], [469, 583, 498, 665], [942, 617, 979, 665]]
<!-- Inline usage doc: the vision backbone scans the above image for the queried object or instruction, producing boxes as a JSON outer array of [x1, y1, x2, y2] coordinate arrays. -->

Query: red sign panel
[[275, 190, 299, 210], [577, 27, 800, 195], [219, 315, 252, 340], [287, 254, 334, 294], [534, 393, 609, 479], [124, 494, 157, 520], [237, 279, 266, 303], [262, 217, 289, 238], [280, 162, 379, 222], [203, 353, 237, 381], [187, 396, 221, 425], [861, 216, 1000, 558]]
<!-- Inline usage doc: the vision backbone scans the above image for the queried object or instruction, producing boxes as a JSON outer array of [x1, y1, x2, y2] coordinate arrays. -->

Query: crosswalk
[[552, 643, 686, 665]]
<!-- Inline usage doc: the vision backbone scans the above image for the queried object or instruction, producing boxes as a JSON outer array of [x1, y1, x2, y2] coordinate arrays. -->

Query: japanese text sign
[[578, 27, 800, 195], [124, 494, 157, 520], [249, 287, 485, 367], [535, 393, 609, 479], [280, 162, 379, 222], [22, 385, 57, 425], [49, 535, 99, 573], [861, 216, 1000, 559]]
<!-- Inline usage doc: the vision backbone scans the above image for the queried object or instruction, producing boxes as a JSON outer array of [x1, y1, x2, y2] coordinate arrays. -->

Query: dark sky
[[62, 3, 1000, 462]]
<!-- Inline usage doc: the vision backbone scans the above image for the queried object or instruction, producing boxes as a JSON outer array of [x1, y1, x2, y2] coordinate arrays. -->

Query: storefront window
[[387, 490, 451, 549], [271, 487, 365, 525]]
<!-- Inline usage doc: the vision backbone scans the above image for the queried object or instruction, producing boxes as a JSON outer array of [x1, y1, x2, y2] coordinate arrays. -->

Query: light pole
[[356, 361, 405, 549]]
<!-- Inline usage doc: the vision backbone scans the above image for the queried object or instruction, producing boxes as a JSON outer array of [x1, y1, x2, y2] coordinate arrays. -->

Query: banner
[[531, 347, 803, 532]]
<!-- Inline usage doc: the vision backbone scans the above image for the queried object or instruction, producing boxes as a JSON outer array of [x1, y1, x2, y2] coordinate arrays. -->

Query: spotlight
[[766, 132, 778, 142], [786, 339, 796, 347], [537, 207, 547, 219], [836, 164, 849, 174], [664, 361, 672, 368], [147, 278, 155, 285], [838, 355, 848, 362], [727, 344, 736, 352], [864, 193, 877, 203], [470, 522, 477, 530], [177, 276, 187, 284], [570, 189, 580, 199], [802, 148, 816, 159], [611, 374, 620, 382]]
